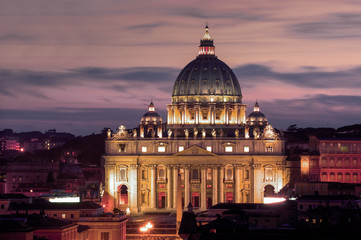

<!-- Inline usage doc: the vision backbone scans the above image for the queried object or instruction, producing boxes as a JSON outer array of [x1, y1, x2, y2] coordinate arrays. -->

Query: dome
[[247, 101, 268, 125], [140, 102, 163, 125], [172, 26, 242, 103]]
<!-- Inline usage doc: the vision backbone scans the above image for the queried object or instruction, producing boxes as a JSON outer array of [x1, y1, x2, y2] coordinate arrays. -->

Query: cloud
[[0, 107, 167, 135], [288, 12, 361, 39], [257, 94, 361, 129], [234, 64, 361, 88], [0, 34, 34, 42], [125, 22, 167, 32], [0, 67, 178, 98]]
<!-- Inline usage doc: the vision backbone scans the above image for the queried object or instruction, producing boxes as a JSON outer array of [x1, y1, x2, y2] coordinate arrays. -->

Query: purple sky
[[1, 0, 361, 135]]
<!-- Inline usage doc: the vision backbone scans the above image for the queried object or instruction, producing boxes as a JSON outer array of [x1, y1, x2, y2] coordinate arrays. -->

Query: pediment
[[175, 145, 218, 156]]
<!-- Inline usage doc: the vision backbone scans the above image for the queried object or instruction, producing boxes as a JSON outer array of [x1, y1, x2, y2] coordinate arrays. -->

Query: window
[[226, 169, 233, 180], [62, 214, 66, 219], [119, 144, 126, 152], [53, 214, 57, 217], [244, 169, 249, 179], [193, 169, 199, 179], [70, 214, 74, 219], [141, 146, 147, 153], [244, 146, 249, 152], [0, 204, 4, 209], [159, 169, 165, 179], [179, 146, 184, 152], [158, 146, 166, 152], [225, 146, 233, 152], [101, 232, 110, 240], [206, 146, 212, 152], [142, 170, 147, 179]]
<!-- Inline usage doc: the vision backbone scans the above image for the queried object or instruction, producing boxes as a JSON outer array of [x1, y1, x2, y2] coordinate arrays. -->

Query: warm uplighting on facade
[[243, 146, 250, 152], [225, 146, 233, 152]]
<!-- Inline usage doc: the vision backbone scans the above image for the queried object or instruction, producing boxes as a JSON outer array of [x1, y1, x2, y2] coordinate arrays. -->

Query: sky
[[1, 0, 361, 135]]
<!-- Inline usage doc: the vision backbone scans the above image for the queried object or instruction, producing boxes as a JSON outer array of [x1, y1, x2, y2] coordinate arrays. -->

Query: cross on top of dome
[[203, 25, 211, 40]]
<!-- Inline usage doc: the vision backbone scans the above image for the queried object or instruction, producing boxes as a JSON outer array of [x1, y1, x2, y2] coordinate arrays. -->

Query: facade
[[103, 26, 288, 213], [300, 136, 361, 183]]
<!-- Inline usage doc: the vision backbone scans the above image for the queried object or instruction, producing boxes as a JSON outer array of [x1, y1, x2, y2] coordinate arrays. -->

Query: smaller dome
[[246, 101, 268, 125], [140, 102, 163, 125]]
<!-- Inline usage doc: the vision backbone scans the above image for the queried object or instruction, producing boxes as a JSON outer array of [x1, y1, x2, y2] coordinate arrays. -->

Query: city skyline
[[1, 0, 361, 135]]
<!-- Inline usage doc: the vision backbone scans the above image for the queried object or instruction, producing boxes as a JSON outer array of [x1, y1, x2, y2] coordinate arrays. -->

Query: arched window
[[329, 158, 335, 167], [336, 159, 342, 167], [345, 173, 351, 182], [207, 168, 212, 180], [226, 169, 233, 180], [353, 173, 358, 183], [321, 158, 327, 167], [264, 185, 275, 197], [337, 173, 343, 182], [345, 158, 350, 168], [329, 172, 335, 181], [193, 169, 199, 179], [322, 172, 327, 181], [353, 158, 358, 168]]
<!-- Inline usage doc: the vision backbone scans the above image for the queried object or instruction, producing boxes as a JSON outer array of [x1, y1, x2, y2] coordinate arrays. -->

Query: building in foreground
[[103, 26, 288, 213]]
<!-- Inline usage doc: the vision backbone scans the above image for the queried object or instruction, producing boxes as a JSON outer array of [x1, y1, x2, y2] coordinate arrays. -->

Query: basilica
[[103, 26, 288, 213]]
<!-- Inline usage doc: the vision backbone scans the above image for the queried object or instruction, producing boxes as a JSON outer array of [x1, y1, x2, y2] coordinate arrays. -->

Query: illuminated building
[[103, 26, 288, 213], [300, 136, 361, 183]]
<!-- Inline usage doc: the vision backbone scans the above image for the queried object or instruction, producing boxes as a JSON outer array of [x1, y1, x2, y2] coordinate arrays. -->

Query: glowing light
[[49, 197, 80, 203], [264, 197, 286, 204], [178, 146, 184, 152], [146, 222, 153, 229], [140, 227, 148, 232], [126, 207, 130, 214], [20, 148, 24, 152], [244, 146, 250, 152], [142, 146, 147, 153], [158, 146, 165, 152], [206, 146, 212, 152], [102, 204, 106, 208], [225, 146, 233, 152]]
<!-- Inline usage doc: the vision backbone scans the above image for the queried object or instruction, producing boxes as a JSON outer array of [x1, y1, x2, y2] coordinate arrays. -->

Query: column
[[129, 165, 139, 212], [225, 105, 229, 124], [236, 105, 240, 124], [167, 166, 172, 209], [200, 166, 207, 210], [167, 106, 171, 124], [212, 166, 218, 205], [173, 166, 179, 209], [218, 165, 224, 203], [150, 165, 156, 209], [184, 166, 190, 209], [234, 165, 241, 203]]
